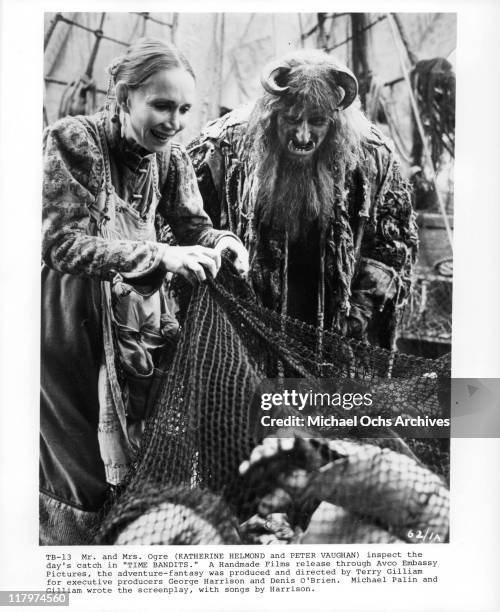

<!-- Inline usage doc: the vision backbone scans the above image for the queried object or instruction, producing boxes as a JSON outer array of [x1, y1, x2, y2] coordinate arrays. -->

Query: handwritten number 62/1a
[[407, 529, 441, 543]]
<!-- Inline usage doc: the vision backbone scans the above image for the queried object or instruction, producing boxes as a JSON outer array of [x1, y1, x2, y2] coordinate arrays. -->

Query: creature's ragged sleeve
[[188, 109, 250, 234], [347, 142, 419, 347], [187, 135, 225, 229], [42, 117, 165, 282], [157, 142, 235, 248]]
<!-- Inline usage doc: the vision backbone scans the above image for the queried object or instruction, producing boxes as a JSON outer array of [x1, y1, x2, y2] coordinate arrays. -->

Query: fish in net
[[95, 262, 450, 545]]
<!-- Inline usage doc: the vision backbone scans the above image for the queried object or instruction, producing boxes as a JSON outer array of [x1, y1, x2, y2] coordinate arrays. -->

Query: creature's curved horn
[[260, 60, 291, 96], [333, 86, 346, 109], [331, 67, 358, 109]]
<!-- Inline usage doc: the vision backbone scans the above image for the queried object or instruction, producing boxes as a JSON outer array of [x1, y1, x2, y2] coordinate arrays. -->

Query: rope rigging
[[326, 15, 387, 52], [43, 12, 176, 123]]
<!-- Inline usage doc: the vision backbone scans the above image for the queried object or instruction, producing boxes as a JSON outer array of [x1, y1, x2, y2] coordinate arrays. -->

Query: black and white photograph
[[1, 1, 500, 611], [40, 10, 453, 547]]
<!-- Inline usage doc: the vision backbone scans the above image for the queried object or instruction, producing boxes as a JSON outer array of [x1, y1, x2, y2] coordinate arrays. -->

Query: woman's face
[[122, 67, 195, 153]]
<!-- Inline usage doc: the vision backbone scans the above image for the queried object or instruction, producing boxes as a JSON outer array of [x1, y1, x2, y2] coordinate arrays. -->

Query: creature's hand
[[214, 236, 249, 278], [160, 244, 221, 283], [345, 299, 371, 341]]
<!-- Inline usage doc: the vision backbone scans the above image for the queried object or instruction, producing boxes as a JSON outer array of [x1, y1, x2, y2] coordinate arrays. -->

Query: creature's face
[[276, 108, 330, 159], [123, 68, 195, 153]]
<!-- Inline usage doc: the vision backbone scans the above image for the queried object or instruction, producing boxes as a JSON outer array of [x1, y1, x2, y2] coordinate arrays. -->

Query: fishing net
[[95, 262, 450, 545], [401, 273, 452, 346]]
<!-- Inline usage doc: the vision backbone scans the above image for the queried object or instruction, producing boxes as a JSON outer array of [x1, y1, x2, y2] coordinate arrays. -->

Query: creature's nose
[[295, 120, 311, 145]]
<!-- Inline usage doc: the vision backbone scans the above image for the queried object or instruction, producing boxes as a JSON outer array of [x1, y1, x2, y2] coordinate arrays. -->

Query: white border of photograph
[[1, 1, 499, 611]]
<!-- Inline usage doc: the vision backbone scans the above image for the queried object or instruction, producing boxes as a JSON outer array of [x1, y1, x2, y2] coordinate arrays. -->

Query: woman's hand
[[214, 236, 250, 278], [160, 244, 221, 283]]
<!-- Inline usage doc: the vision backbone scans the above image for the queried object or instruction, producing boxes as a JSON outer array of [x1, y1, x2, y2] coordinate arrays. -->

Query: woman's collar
[[104, 105, 155, 170]]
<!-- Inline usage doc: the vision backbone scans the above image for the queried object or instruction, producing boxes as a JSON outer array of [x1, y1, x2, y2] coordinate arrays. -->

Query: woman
[[40, 38, 248, 544]]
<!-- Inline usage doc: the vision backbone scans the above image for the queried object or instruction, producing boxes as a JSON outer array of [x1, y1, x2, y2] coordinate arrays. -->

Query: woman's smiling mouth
[[150, 128, 174, 141]]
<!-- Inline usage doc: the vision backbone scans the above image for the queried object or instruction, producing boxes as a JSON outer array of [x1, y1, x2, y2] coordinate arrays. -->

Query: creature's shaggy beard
[[254, 142, 336, 243]]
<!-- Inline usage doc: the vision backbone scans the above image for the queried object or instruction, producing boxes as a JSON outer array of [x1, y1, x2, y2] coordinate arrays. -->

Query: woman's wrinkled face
[[276, 108, 330, 159], [122, 67, 195, 153]]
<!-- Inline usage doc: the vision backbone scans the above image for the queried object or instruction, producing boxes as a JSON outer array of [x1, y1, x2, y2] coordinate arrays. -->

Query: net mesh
[[401, 273, 452, 345], [95, 262, 450, 545]]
